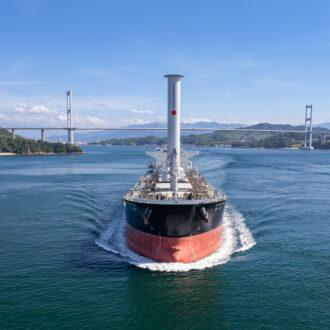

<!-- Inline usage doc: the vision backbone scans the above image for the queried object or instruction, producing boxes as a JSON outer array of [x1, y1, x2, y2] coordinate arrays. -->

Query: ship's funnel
[[164, 74, 184, 166]]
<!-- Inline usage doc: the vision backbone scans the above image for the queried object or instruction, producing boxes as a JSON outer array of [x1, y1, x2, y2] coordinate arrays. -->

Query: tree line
[[0, 134, 82, 155], [91, 131, 330, 149]]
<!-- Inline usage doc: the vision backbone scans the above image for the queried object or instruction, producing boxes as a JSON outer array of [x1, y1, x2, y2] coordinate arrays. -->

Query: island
[[89, 123, 330, 150], [0, 128, 83, 155]]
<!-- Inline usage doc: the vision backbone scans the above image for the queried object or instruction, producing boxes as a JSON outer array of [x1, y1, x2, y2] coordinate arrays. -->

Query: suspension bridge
[[2, 91, 329, 150]]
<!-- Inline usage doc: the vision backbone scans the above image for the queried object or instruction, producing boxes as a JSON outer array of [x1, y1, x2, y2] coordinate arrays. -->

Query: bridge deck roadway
[[1, 127, 312, 134]]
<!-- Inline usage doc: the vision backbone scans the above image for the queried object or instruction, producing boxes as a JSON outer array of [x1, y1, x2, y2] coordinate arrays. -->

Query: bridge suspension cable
[[29, 91, 66, 108], [313, 105, 330, 123], [5, 94, 330, 148], [265, 106, 304, 124]]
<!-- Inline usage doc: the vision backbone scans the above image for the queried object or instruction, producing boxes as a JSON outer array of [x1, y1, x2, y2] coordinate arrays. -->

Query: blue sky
[[1, 0, 330, 129]]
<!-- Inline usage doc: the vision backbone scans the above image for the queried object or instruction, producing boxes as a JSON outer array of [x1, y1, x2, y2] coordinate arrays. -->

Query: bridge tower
[[302, 105, 313, 150], [67, 90, 74, 144]]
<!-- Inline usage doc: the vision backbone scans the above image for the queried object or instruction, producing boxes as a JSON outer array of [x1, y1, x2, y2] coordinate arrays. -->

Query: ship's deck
[[124, 166, 226, 203]]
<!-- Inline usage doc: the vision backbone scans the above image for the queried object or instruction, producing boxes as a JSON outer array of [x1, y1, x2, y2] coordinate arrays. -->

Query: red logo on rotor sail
[[171, 110, 177, 115]]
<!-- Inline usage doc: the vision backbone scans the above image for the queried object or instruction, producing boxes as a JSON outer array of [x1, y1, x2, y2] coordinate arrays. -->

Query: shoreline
[[0, 152, 84, 156], [0, 152, 16, 156], [87, 144, 305, 150]]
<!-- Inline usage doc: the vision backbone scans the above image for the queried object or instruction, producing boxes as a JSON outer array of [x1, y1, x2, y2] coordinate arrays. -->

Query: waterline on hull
[[95, 203, 256, 272]]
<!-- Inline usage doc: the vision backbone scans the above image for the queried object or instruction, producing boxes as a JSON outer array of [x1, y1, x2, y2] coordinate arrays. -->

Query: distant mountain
[[317, 122, 330, 130], [46, 121, 246, 143], [244, 123, 298, 130], [244, 123, 330, 133], [183, 122, 244, 129], [125, 121, 244, 129], [90, 122, 330, 149]]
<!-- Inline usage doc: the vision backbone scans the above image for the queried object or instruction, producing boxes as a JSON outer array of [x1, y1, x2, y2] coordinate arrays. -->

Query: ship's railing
[[125, 167, 224, 201], [125, 189, 222, 201]]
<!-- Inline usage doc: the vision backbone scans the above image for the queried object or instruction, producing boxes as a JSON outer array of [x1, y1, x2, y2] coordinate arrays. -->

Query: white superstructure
[[125, 74, 226, 205]]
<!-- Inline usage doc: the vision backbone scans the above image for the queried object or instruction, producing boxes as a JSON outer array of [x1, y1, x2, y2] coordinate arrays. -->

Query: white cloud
[[0, 93, 159, 128], [57, 113, 112, 127], [0, 102, 113, 128], [130, 109, 155, 114], [0, 113, 10, 122], [14, 107, 25, 113], [130, 109, 144, 114], [119, 117, 153, 126], [84, 115, 111, 126], [57, 114, 67, 122], [13, 104, 58, 114], [181, 117, 213, 124]]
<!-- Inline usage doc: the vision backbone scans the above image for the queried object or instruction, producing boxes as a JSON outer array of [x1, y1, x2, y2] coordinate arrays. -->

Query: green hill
[[0, 128, 11, 137], [91, 125, 278, 146], [90, 123, 330, 149], [0, 129, 83, 155], [246, 123, 330, 133]]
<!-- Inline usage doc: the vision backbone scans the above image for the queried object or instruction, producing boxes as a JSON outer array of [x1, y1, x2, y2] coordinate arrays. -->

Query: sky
[[1, 0, 330, 130]]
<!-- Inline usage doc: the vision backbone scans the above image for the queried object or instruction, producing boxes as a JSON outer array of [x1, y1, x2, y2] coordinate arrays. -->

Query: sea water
[[0, 146, 329, 329]]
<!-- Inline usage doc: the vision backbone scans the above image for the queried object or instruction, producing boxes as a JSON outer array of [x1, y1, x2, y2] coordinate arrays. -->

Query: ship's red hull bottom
[[126, 224, 223, 263]]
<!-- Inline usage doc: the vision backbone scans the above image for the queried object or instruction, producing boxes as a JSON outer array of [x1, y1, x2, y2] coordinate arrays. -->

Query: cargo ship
[[124, 74, 226, 263]]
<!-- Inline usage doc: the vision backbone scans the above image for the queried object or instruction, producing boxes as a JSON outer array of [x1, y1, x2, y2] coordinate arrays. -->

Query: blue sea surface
[[0, 146, 329, 329]]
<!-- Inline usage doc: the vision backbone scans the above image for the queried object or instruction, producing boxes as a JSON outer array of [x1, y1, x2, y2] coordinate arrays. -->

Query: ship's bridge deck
[[124, 166, 225, 202]]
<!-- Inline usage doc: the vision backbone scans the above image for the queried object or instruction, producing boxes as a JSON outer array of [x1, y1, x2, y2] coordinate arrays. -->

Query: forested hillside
[[0, 129, 82, 155], [90, 123, 330, 149]]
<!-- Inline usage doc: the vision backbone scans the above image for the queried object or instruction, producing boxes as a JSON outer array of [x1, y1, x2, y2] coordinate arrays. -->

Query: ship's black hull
[[125, 199, 226, 237], [124, 199, 226, 263]]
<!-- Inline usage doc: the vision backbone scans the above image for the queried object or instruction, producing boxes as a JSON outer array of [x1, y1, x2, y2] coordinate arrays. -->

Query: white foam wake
[[95, 204, 256, 272]]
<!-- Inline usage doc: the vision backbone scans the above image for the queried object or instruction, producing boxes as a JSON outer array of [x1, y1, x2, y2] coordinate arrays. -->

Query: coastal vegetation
[[0, 129, 82, 155]]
